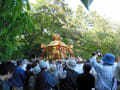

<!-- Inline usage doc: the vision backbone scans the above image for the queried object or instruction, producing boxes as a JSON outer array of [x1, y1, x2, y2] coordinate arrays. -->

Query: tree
[[10, 0, 120, 60], [0, 0, 31, 61]]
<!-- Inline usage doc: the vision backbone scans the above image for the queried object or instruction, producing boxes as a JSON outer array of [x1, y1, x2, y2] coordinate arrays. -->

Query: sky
[[30, 0, 120, 24], [64, 0, 120, 24], [90, 0, 120, 24]]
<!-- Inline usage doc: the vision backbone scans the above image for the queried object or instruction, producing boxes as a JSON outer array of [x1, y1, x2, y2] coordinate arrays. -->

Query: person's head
[[0, 62, 15, 80], [115, 57, 120, 62], [26, 64, 32, 71], [102, 53, 115, 65], [83, 63, 91, 74], [57, 61, 61, 64], [32, 62, 37, 68], [17, 58, 24, 66], [85, 59, 90, 63], [39, 61, 47, 71], [49, 64, 57, 74], [36, 60, 39, 64], [66, 60, 76, 70], [65, 56, 69, 60]]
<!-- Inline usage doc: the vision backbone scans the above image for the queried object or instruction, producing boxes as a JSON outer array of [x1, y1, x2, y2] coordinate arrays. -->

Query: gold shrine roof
[[47, 40, 67, 47]]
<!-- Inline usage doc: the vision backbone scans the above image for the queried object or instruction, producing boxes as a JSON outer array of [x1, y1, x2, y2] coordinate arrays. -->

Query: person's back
[[28, 64, 40, 90], [0, 62, 15, 90], [90, 53, 117, 90], [77, 63, 95, 90], [10, 59, 25, 90], [35, 61, 56, 90], [59, 60, 78, 90], [49, 64, 60, 90], [60, 69, 78, 90], [24, 64, 33, 90], [36, 71, 55, 90], [77, 73, 95, 89], [11, 66, 25, 87], [96, 65, 113, 88]]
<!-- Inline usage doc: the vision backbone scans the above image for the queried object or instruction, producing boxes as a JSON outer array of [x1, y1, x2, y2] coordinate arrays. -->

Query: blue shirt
[[36, 70, 56, 90], [11, 66, 25, 87], [90, 56, 117, 90]]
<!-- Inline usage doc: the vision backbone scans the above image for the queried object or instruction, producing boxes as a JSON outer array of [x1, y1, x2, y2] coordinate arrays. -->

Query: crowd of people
[[0, 53, 120, 90]]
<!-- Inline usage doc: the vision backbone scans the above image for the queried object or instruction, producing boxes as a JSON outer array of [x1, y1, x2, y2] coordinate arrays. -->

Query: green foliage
[[0, 0, 31, 61], [13, 0, 120, 59], [1, 0, 120, 61]]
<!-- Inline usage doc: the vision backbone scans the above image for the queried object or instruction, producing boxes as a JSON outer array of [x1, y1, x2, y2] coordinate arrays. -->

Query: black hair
[[26, 64, 32, 70], [36, 60, 39, 63], [41, 67, 47, 71], [31, 62, 37, 68], [63, 63, 68, 70], [85, 59, 90, 63], [92, 51, 97, 56], [0, 61, 15, 75], [83, 62, 91, 74]]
